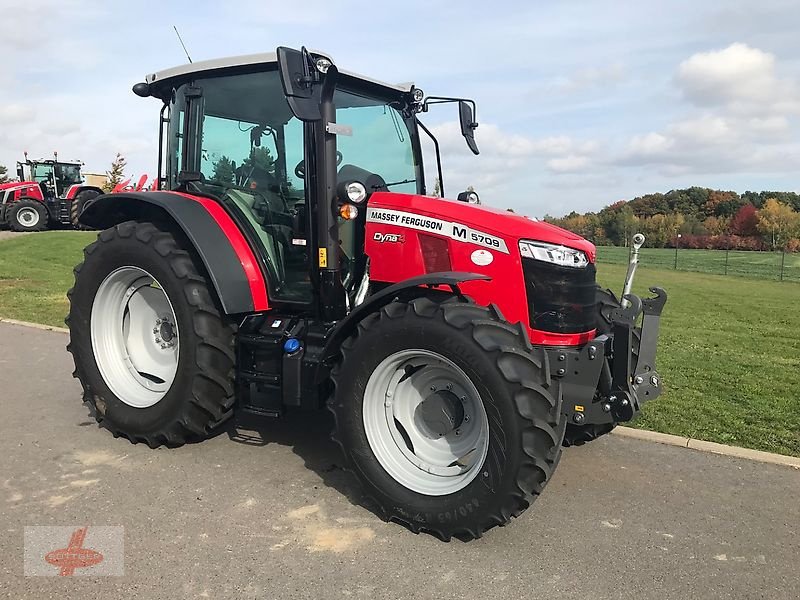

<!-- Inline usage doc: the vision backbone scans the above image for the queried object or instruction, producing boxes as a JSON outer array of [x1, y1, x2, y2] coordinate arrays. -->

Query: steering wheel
[[295, 151, 342, 179]]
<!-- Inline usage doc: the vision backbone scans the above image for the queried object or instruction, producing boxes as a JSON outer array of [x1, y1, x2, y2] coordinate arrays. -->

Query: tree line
[[545, 187, 800, 252]]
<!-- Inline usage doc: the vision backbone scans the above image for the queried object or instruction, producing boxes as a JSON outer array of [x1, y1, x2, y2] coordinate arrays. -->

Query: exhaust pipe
[[621, 233, 645, 308]]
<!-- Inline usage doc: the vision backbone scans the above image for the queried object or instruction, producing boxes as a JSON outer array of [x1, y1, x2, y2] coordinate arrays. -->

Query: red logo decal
[[373, 232, 405, 243], [44, 527, 104, 576]]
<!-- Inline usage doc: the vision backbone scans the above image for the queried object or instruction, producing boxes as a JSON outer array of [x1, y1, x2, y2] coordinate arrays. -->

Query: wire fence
[[597, 246, 800, 283]]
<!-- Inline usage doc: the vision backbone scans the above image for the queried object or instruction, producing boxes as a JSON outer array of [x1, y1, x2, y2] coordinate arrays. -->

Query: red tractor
[[67, 47, 667, 539], [0, 154, 104, 232]]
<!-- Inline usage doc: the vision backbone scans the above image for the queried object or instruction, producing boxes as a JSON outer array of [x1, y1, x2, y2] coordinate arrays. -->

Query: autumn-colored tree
[[102, 153, 127, 193], [757, 199, 799, 250], [730, 204, 759, 237], [703, 215, 730, 236], [0, 164, 8, 184], [703, 190, 739, 217]]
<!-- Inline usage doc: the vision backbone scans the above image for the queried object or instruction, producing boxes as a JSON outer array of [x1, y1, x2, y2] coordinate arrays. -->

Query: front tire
[[330, 297, 565, 540], [9, 199, 47, 232], [66, 221, 236, 447], [70, 189, 101, 229]]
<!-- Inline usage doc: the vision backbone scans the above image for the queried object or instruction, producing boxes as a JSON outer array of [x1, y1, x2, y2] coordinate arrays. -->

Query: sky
[[1, 0, 799, 217]]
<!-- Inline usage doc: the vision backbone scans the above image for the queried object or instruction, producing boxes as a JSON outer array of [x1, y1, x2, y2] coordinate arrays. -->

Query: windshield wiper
[[381, 179, 415, 188]]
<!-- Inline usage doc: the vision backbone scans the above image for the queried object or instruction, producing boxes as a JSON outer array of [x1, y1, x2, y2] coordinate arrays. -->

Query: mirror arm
[[416, 117, 444, 198], [422, 96, 478, 124]]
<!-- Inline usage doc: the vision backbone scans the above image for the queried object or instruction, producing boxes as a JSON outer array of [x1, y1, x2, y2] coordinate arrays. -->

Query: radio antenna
[[173, 26, 193, 63]]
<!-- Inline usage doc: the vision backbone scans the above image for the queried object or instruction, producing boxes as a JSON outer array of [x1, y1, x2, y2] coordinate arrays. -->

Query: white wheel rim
[[363, 349, 490, 496], [90, 266, 179, 408], [16, 207, 40, 227]]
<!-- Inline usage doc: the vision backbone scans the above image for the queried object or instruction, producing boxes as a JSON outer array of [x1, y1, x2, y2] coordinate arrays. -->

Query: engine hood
[[366, 192, 596, 261], [0, 181, 32, 191]]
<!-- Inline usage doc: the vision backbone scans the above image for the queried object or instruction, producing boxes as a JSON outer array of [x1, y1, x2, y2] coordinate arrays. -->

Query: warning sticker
[[318, 248, 328, 268], [366, 208, 509, 254]]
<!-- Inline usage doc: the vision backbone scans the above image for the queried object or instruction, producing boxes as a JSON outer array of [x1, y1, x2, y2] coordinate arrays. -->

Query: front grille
[[521, 258, 597, 334]]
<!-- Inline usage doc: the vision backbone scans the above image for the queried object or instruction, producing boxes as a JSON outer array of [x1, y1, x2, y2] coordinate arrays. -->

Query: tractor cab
[[17, 156, 84, 198], [133, 48, 479, 318]]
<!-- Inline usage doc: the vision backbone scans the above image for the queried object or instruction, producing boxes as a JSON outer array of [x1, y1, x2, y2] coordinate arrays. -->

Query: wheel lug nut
[[460, 396, 466, 402], [446, 383, 452, 390], [464, 415, 470, 422], [430, 385, 436, 391], [634, 376, 644, 384]]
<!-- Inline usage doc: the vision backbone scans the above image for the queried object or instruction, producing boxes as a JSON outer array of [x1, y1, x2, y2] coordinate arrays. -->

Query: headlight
[[315, 57, 332, 73], [345, 181, 367, 203], [519, 240, 589, 268]]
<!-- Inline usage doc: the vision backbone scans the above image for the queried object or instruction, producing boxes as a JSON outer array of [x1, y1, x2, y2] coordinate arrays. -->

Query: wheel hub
[[17, 208, 38, 226], [153, 317, 177, 348], [362, 349, 490, 496], [91, 266, 180, 408], [416, 390, 465, 437]]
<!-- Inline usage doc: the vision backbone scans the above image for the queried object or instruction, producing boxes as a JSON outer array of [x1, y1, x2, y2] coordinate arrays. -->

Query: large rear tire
[[70, 189, 101, 229], [66, 221, 236, 447], [329, 296, 565, 540], [9, 199, 47, 232]]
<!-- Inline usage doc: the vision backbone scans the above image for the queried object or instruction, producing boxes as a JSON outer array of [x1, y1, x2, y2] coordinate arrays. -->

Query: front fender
[[320, 271, 491, 369]]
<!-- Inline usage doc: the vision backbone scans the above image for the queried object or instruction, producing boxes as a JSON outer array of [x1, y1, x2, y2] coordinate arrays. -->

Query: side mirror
[[16, 166, 24, 181], [277, 46, 322, 122], [459, 101, 479, 155]]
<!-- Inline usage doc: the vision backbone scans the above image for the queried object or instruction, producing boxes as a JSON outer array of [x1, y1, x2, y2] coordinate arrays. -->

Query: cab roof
[[145, 51, 414, 96]]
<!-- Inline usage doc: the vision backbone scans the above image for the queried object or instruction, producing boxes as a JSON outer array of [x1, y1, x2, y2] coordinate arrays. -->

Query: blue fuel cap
[[283, 338, 301, 353]]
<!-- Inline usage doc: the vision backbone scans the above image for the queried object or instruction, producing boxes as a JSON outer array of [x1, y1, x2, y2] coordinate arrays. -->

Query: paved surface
[[0, 230, 30, 241], [1, 322, 798, 599]]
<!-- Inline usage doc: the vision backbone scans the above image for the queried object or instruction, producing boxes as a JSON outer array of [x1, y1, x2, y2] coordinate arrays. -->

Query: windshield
[[166, 69, 420, 302]]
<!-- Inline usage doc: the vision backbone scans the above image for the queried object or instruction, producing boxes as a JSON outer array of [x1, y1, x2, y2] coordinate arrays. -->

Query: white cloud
[[676, 43, 800, 115], [547, 155, 591, 173], [0, 104, 36, 125], [550, 63, 626, 94]]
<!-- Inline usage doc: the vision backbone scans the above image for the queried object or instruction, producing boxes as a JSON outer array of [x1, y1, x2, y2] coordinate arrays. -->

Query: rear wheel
[[330, 297, 565, 540], [70, 189, 101, 229], [66, 221, 236, 447], [9, 199, 47, 232]]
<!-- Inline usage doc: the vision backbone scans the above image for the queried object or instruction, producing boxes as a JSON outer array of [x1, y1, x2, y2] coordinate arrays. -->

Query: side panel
[[81, 191, 269, 314]]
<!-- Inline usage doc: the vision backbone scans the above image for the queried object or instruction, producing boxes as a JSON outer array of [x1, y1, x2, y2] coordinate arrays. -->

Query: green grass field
[[1, 232, 798, 456], [598, 245, 800, 282], [0, 232, 96, 326]]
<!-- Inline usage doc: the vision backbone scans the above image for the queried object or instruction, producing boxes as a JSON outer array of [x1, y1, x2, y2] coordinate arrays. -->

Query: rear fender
[[80, 191, 269, 315]]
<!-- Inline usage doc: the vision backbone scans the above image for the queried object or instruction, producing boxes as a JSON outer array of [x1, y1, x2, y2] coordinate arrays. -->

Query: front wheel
[[329, 297, 565, 540], [70, 189, 101, 229], [67, 221, 236, 447], [8, 199, 47, 232]]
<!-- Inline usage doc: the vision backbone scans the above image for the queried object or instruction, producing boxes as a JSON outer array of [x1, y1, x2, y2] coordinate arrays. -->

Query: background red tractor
[[0, 153, 105, 232], [68, 47, 666, 539]]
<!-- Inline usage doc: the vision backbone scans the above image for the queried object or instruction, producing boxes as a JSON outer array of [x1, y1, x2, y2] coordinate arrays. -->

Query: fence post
[[780, 250, 786, 282]]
